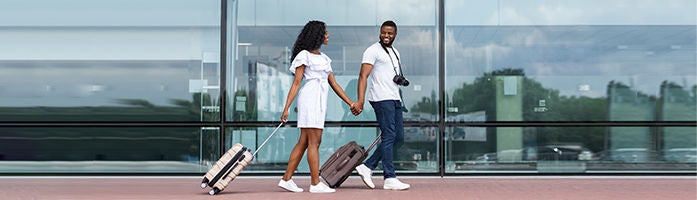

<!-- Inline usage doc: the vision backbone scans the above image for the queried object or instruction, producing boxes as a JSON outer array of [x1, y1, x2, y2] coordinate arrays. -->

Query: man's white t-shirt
[[361, 42, 402, 102]]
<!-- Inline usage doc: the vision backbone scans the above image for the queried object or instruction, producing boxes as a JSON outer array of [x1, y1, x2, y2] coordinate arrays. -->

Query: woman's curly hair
[[291, 20, 326, 62]]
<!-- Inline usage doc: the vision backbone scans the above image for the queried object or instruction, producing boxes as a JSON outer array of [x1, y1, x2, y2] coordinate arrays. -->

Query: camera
[[393, 75, 410, 86]]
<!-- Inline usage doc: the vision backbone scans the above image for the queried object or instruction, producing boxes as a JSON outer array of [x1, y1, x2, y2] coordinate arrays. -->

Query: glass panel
[[400, 126, 439, 172], [238, 0, 436, 26], [0, 127, 219, 173], [445, 27, 695, 122], [446, 0, 696, 25], [445, 126, 697, 173], [228, 0, 439, 122], [226, 127, 378, 172], [225, 126, 438, 173], [445, 1, 696, 122], [0, 0, 221, 122], [228, 27, 438, 122]]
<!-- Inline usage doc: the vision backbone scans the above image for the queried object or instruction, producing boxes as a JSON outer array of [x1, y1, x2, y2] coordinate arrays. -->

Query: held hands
[[350, 101, 363, 116]]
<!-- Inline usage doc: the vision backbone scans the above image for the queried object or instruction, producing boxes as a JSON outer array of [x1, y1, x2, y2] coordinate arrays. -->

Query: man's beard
[[379, 38, 393, 47]]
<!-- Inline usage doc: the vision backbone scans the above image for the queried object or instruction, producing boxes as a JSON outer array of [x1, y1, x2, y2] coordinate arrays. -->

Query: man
[[350, 20, 410, 190]]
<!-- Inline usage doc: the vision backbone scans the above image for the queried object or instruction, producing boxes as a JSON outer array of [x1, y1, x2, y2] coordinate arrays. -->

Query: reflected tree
[[449, 68, 607, 154]]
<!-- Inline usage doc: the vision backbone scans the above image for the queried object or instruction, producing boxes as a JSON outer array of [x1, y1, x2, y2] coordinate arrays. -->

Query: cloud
[[445, 29, 513, 75], [376, 0, 436, 25], [475, 0, 696, 25]]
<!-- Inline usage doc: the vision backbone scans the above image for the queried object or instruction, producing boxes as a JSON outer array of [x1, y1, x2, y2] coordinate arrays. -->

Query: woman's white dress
[[289, 50, 332, 129]]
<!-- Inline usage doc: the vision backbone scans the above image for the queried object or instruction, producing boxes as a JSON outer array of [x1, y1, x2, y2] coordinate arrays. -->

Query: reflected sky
[[0, 0, 694, 111], [447, 0, 696, 25]]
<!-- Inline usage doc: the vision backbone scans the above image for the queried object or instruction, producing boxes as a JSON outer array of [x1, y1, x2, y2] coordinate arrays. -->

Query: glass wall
[[0, 127, 219, 173], [444, 0, 696, 173], [446, 126, 696, 173], [223, 0, 441, 174], [0, 0, 221, 122], [227, 0, 439, 122], [0, 0, 222, 173], [0, 0, 694, 174]]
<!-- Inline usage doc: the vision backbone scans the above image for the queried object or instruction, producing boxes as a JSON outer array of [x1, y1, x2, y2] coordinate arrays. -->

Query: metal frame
[[0, 0, 695, 176]]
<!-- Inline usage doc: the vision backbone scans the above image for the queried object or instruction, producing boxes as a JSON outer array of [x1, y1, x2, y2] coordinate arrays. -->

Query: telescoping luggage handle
[[251, 122, 285, 157], [365, 132, 382, 153]]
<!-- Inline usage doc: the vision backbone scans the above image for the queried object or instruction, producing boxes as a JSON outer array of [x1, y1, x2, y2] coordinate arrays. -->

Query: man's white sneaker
[[309, 182, 335, 193], [383, 178, 410, 190], [355, 164, 375, 189], [278, 179, 303, 192]]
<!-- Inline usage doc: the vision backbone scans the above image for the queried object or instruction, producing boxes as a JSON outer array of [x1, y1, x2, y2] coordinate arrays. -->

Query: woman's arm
[[281, 66, 305, 122], [328, 72, 354, 107]]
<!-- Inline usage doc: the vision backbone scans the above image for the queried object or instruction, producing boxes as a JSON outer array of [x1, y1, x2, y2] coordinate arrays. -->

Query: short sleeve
[[289, 50, 309, 74], [361, 46, 377, 65], [321, 53, 333, 72]]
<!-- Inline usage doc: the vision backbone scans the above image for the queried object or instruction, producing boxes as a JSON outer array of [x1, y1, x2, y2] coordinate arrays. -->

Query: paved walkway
[[1, 176, 695, 200]]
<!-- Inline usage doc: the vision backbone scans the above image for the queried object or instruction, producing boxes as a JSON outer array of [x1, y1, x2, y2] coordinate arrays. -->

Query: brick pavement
[[0, 176, 695, 200]]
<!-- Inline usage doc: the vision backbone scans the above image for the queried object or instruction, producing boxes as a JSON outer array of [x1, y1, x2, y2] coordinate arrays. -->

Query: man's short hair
[[381, 20, 397, 31]]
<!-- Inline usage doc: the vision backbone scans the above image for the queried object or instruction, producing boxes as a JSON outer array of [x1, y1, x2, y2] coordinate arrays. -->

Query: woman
[[277, 20, 354, 193]]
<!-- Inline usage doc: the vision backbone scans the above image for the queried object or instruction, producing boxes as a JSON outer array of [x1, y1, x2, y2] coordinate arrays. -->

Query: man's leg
[[394, 100, 405, 152], [357, 141, 379, 189], [376, 100, 398, 179], [363, 142, 382, 170], [381, 100, 410, 190], [356, 100, 391, 189]]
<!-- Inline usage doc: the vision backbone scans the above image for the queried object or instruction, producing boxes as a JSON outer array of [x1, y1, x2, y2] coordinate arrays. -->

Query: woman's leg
[[282, 129, 309, 181], [306, 128, 323, 185]]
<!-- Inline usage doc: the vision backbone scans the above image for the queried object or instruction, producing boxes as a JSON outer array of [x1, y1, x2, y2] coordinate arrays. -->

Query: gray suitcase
[[320, 134, 380, 188]]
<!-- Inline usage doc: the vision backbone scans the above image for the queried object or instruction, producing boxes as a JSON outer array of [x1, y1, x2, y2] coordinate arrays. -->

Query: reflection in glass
[[445, 126, 697, 173], [228, 26, 438, 122], [0, 0, 221, 122], [0, 127, 219, 173], [445, 25, 696, 122], [225, 126, 438, 173], [0, 61, 221, 122], [227, 127, 379, 172]]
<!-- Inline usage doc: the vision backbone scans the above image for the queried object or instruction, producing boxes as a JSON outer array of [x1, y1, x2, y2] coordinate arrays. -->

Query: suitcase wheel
[[201, 177, 209, 189], [209, 188, 220, 195]]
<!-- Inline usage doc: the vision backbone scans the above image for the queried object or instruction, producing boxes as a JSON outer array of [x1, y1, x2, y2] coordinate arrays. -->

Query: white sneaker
[[355, 164, 375, 189], [278, 179, 303, 192], [383, 178, 410, 190], [309, 182, 335, 193]]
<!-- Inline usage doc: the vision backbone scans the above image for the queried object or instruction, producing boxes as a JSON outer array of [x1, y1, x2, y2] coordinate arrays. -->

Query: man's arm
[[352, 63, 373, 115]]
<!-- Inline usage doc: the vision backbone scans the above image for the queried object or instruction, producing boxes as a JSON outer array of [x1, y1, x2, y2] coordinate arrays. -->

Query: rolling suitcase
[[320, 133, 380, 188], [200, 122, 284, 195]]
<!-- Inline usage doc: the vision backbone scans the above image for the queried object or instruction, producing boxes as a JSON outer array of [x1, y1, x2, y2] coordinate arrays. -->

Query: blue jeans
[[364, 100, 404, 179]]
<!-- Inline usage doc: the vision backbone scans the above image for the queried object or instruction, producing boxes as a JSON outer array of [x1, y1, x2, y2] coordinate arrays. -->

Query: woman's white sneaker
[[309, 182, 336, 193], [278, 179, 303, 192], [383, 178, 410, 190]]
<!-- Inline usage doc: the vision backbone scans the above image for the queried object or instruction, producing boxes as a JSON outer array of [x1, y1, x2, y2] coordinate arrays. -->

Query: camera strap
[[380, 43, 408, 112], [380, 43, 403, 76]]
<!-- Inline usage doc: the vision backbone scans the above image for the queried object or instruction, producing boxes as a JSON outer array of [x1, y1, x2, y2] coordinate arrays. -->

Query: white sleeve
[[289, 50, 309, 74], [324, 54, 333, 72], [361, 46, 377, 65]]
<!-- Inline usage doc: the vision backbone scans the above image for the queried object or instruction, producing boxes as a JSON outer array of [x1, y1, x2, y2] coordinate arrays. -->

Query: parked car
[[474, 152, 497, 162], [525, 145, 594, 161], [610, 148, 650, 162], [663, 148, 697, 163]]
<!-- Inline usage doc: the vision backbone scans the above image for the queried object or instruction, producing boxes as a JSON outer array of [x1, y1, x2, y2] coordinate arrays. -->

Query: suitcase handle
[[335, 149, 358, 171], [365, 132, 382, 153], [252, 122, 285, 157]]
